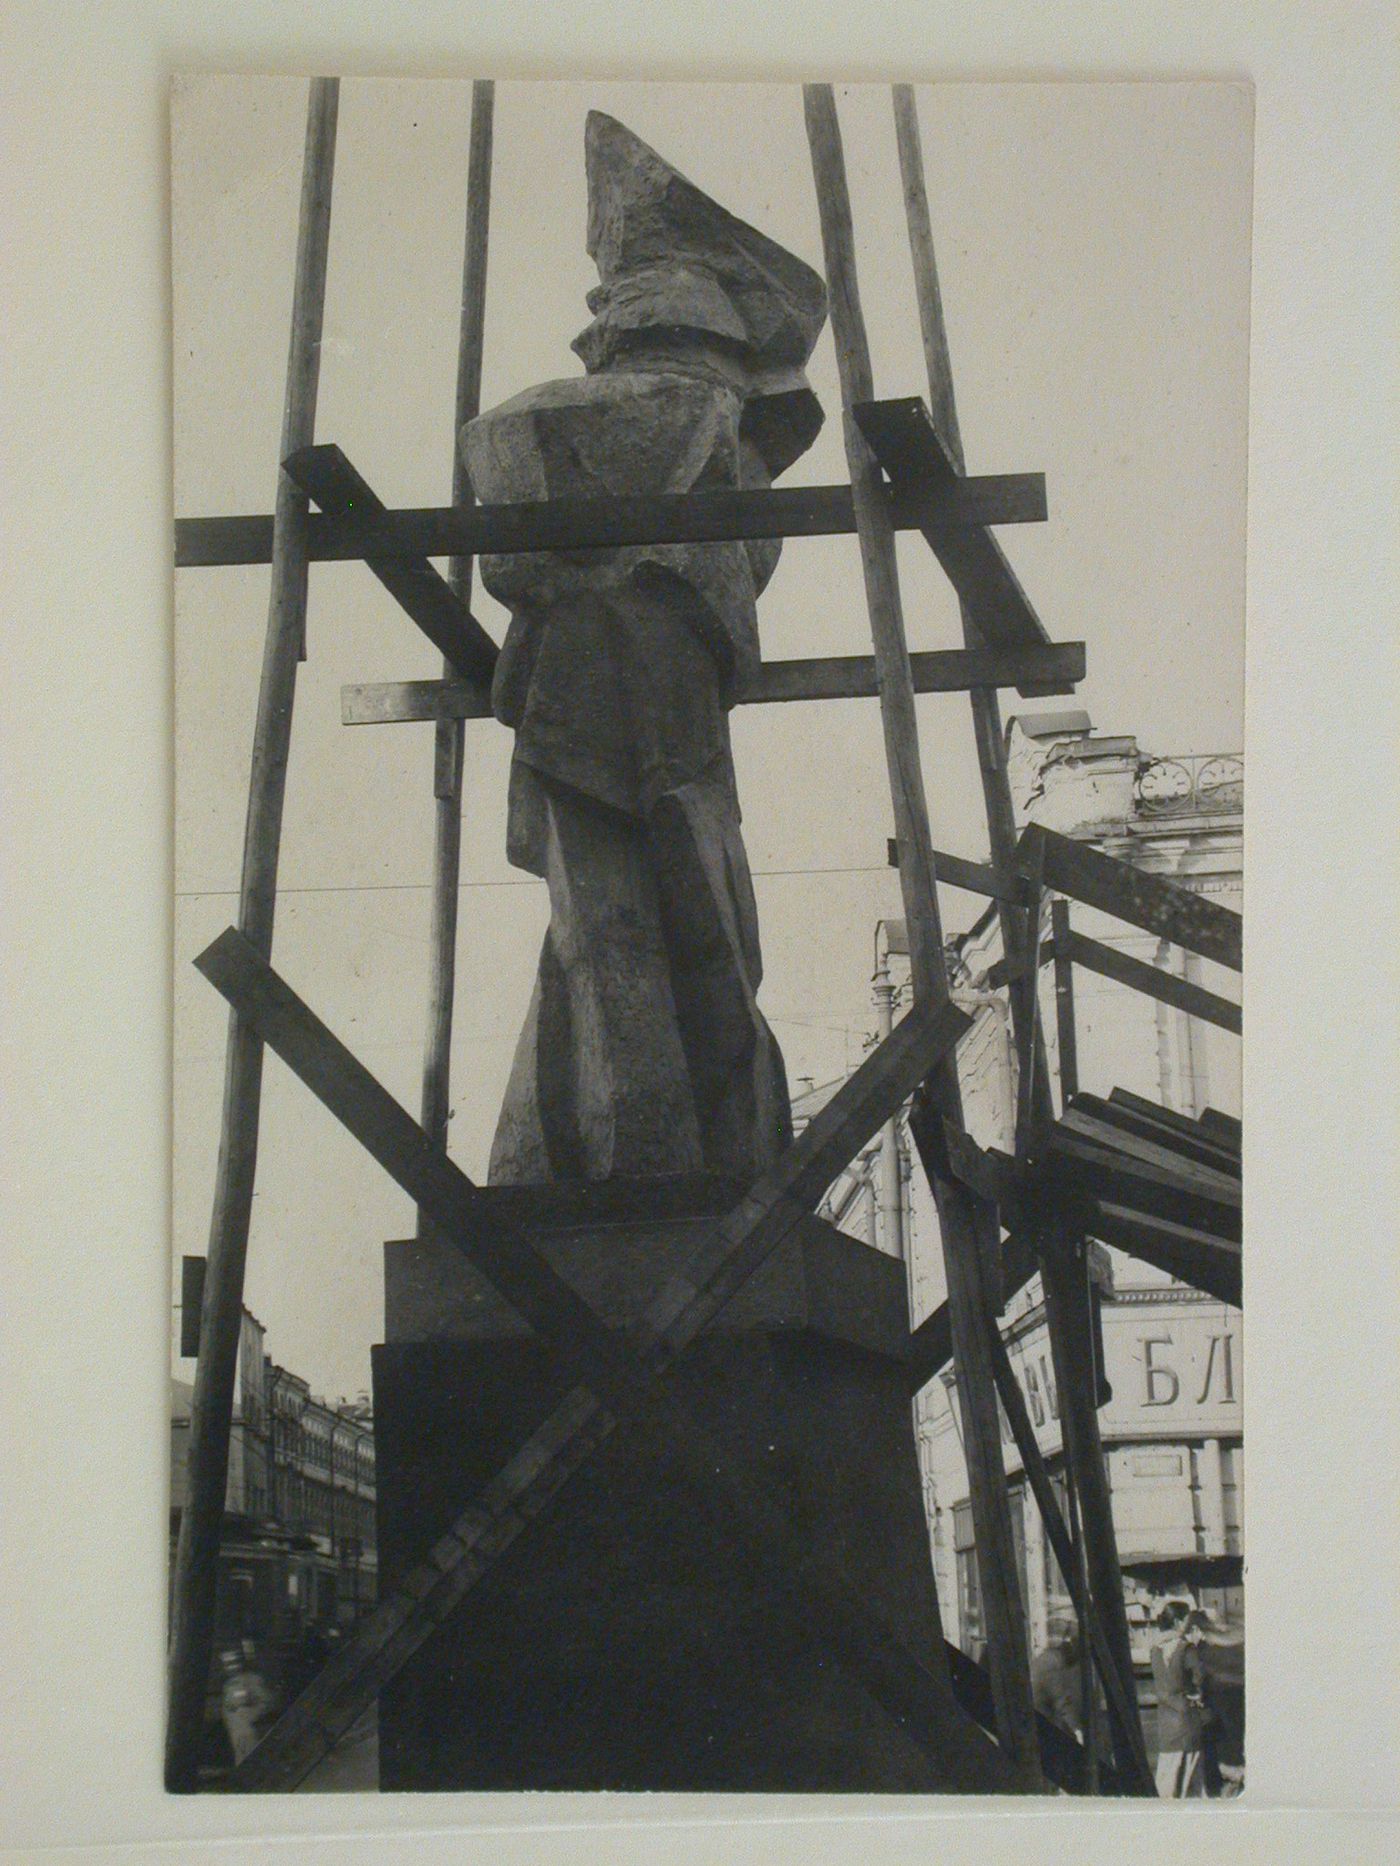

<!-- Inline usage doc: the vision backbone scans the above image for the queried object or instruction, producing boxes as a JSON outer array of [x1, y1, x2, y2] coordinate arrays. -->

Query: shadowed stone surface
[[372, 1210, 1014, 1792]]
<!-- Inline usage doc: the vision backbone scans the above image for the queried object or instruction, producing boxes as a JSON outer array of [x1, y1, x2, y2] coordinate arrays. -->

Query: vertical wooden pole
[[1013, 848, 1045, 1156], [417, 81, 494, 1224], [165, 77, 339, 1791], [804, 84, 1041, 1786], [1040, 1224, 1148, 1777], [1051, 899, 1079, 1103], [892, 83, 1147, 1785], [984, 1312, 1148, 1790], [1062, 1452, 1100, 1793]]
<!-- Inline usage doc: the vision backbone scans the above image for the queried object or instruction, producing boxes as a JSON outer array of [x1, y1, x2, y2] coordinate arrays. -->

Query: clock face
[[1196, 756, 1244, 812], [1136, 758, 1193, 808]]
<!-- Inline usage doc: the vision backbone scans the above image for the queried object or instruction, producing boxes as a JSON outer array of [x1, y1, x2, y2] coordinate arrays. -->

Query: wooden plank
[[1043, 1128, 1241, 1240], [178, 1256, 205, 1359], [174, 471, 1047, 569], [165, 77, 340, 1797], [942, 1122, 1023, 1218], [1056, 1108, 1240, 1197], [1013, 837, 1046, 1156], [806, 80, 1041, 1786], [1051, 900, 1079, 1102], [888, 80, 1059, 1167], [283, 445, 499, 689], [854, 396, 1053, 656], [1108, 1086, 1241, 1157], [1037, 1224, 1152, 1785], [746, 643, 1082, 704], [1089, 1202, 1241, 1308], [892, 86, 965, 475], [891, 94, 1144, 1788], [1069, 1091, 1239, 1176], [342, 678, 493, 726], [1020, 825, 1243, 972], [931, 848, 1036, 906], [417, 79, 494, 1232], [1199, 1107, 1244, 1146], [341, 641, 1086, 727], [196, 930, 1006, 1792], [906, 1232, 1040, 1393], [984, 1314, 1153, 1791], [1061, 928, 1241, 1034]]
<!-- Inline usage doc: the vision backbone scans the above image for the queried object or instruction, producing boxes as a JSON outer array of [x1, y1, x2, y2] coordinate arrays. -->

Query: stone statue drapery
[[464, 113, 828, 1186]]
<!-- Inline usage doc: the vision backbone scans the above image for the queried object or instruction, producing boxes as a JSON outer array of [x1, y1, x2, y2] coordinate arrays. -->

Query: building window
[[953, 1501, 982, 1655]]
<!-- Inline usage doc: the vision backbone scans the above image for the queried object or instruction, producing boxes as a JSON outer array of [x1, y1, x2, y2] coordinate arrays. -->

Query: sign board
[[998, 1298, 1241, 1468]]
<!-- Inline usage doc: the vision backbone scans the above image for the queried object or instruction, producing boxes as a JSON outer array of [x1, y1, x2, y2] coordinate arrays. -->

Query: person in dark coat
[[1031, 1621, 1082, 1738], [1151, 1604, 1207, 1796], [1197, 1622, 1246, 1796]]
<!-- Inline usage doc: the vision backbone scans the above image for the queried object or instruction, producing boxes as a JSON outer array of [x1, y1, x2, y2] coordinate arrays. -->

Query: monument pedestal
[[371, 1183, 1009, 1792]]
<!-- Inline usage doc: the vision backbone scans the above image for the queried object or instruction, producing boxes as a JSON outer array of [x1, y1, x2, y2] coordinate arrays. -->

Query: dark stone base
[[370, 1193, 1010, 1793]]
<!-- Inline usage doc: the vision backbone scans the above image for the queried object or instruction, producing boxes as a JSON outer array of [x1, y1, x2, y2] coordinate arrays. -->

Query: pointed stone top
[[575, 111, 827, 377]]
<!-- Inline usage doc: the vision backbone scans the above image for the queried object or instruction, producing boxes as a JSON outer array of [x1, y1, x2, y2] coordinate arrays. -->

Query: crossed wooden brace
[[195, 926, 1031, 1794]]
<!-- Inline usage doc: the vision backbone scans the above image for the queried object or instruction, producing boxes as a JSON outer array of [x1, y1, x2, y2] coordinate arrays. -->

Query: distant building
[[806, 712, 1244, 1662], [170, 1305, 378, 1662]]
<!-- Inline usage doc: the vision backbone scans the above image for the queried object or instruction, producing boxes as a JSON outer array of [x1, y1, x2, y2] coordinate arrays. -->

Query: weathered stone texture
[[463, 115, 827, 1187]]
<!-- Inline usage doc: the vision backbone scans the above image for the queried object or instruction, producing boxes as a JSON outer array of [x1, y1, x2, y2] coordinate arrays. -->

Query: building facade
[[806, 712, 1243, 1666], [170, 1305, 379, 1655]]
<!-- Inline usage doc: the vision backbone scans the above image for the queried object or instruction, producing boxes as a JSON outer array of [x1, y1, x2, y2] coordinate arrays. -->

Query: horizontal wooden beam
[[194, 929, 1006, 1792], [1061, 929, 1241, 1034], [744, 643, 1082, 704], [1199, 1106, 1243, 1148], [341, 641, 1087, 727], [852, 398, 1051, 655], [342, 677, 493, 727], [1109, 1087, 1240, 1158], [1042, 1127, 1241, 1241], [1056, 1107, 1239, 1199], [1088, 1201, 1241, 1308], [281, 446, 499, 689], [985, 944, 1051, 991], [1068, 1092, 1239, 1176], [1019, 825, 1243, 973], [175, 470, 1047, 570], [930, 849, 1037, 906]]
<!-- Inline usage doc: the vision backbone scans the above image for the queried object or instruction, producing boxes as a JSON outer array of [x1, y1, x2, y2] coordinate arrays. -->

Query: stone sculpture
[[463, 112, 827, 1185]]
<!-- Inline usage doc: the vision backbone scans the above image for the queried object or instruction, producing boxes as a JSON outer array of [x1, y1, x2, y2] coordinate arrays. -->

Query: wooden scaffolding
[[166, 78, 1243, 1796]]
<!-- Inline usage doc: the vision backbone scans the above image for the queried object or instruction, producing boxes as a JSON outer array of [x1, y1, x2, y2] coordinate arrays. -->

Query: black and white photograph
[[4, 6, 1397, 1862], [166, 75, 1247, 1798]]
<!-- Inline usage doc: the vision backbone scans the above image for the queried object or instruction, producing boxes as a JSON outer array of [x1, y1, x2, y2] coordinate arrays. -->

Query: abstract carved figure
[[463, 112, 827, 1185]]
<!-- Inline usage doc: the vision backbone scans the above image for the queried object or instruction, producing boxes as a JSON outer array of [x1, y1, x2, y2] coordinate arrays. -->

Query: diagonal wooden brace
[[283, 444, 499, 690], [1017, 824, 1243, 972], [852, 398, 1055, 677], [193, 930, 1014, 1792], [983, 1314, 1155, 1791], [1057, 928, 1241, 1034]]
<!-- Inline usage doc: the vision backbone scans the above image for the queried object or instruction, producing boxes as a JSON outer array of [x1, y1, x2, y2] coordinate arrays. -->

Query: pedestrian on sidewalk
[[1151, 1603, 1207, 1796]]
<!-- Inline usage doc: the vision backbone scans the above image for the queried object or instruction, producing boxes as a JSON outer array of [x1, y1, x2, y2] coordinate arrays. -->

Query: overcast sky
[[170, 77, 1251, 1399]]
